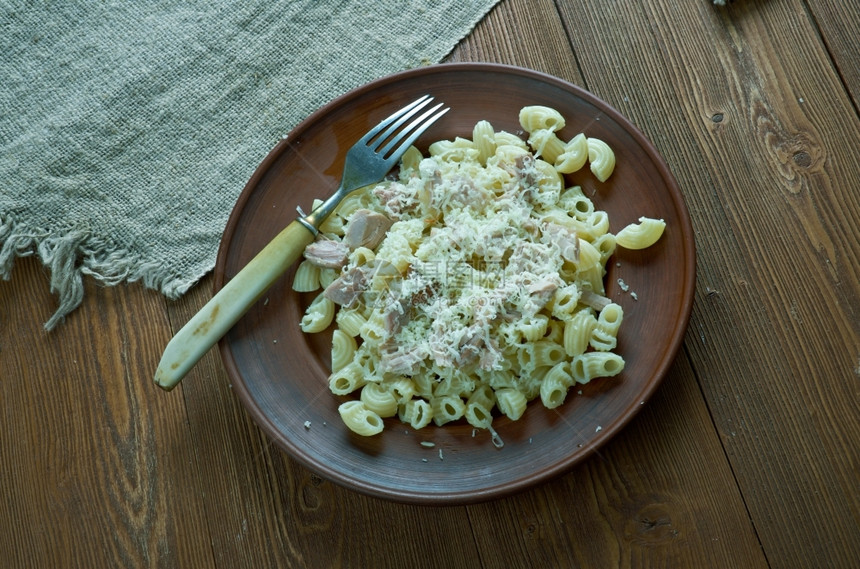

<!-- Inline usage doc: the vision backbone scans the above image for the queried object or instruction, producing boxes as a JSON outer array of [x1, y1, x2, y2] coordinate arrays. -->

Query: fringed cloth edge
[[0, 215, 202, 330]]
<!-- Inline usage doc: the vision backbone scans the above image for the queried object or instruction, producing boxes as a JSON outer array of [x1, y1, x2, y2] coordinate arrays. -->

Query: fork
[[154, 95, 448, 390]]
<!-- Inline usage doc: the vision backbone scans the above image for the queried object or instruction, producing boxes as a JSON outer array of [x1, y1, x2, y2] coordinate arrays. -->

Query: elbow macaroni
[[338, 401, 384, 436], [331, 329, 357, 372], [300, 293, 335, 333], [294, 105, 666, 438], [615, 217, 667, 250], [586, 137, 616, 182], [292, 260, 320, 292], [519, 105, 565, 132]]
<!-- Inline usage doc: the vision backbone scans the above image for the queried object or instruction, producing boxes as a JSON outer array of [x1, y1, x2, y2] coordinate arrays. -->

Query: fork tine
[[378, 103, 449, 160], [360, 95, 433, 145]]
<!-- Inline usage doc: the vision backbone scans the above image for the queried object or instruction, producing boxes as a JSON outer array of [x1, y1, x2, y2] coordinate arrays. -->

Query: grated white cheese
[[369, 153, 568, 374], [300, 109, 664, 440], [489, 425, 505, 449]]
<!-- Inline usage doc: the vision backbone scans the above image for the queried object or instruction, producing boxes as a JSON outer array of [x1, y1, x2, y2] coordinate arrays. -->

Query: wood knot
[[778, 133, 824, 194], [299, 474, 326, 511], [300, 484, 322, 510], [520, 517, 540, 539], [623, 500, 681, 546], [750, 96, 824, 194], [708, 111, 727, 133], [792, 151, 812, 168]]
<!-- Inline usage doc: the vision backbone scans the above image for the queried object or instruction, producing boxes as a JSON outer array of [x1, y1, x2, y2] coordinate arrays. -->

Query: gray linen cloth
[[0, 0, 499, 329]]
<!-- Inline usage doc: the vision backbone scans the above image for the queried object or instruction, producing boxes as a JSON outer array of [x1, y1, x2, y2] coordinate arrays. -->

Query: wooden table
[[2, 1, 858, 567]]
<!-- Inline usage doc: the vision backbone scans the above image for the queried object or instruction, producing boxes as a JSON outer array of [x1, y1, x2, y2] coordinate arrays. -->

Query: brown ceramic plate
[[215, 63, 695, 504]]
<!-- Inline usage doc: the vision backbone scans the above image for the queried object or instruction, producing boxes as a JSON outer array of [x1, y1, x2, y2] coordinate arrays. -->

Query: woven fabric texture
[[0, 0, 499, 328]]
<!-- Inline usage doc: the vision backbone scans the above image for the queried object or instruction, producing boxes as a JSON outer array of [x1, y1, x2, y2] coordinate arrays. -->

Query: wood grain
[[168, 279, 485, 568], [2, 0, 859, 567], [448, 0, 582, 84], [0, 257, 212, 567], [452, 1, 767, 565], [805, 0, 860, 107], [555, 0, 860, 567], [467, 355, 768, 568]]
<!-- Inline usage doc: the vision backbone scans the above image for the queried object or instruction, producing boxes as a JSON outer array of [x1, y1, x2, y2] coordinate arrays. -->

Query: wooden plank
[[806, 0, 860, 107], [466, 351, 768, 568], [168, 278, 485, 568], [0, 257, 213, 568], [449, 0, 767, 566], [447, 0, 583, 85], [554, 0, 860, 567]]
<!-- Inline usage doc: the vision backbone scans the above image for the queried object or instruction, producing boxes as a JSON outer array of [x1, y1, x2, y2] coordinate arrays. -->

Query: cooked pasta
[[563, 309, 598, 357], [592, 233, 617, 263], [338, 400, 384, 436], [292, 260, 321, 292], [329, 362, 366, 396], [589, 302, 623, 351], [472, 120, 497, 165], [540, 361, 573, 409], [428, 137, 478, 163], [295, 105, 666, 438], [493, 130, 528, 149], [398, 398, 433, 430], [528, 129, 566, 163], [615, 216, 667, 250], [571, 352, 625, 384], [300, 293, 335, 333], [465, 385, 495, 428], [387, 376, 417, 403], [335, 308, 366, 337], [400, 145, 423, 172], [596, 303, 624, 336], [589, 327, 617, 352], [495, 388, 528, 420], [586, 137, 616, 182], [360, 382, 399, 417], [331, 329, 357, 372], [318, 267, 339, 289], [431, 395, 467, 426], [555, 133, 588, 174], [519, 105, 565, 132], [532, 340, 567, 367]]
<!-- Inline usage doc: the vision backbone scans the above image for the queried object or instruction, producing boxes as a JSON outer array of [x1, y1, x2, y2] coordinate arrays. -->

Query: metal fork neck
[[297, 183, 346, 235]]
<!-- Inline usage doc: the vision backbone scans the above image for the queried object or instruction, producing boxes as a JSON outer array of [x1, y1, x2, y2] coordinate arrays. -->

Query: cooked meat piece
[[455, 332, 483, 368], [409, 281, 437, 307], [343, 209, 393, 250], [580, 289, 611, 311], [303, 238, 349, 269], [383, 298, 410, 336], [543, 222, 580, 262], [527, 279, 559, 311], [379, 342, 424, 375], [515, 153, 538, 188], [478, 338, 504, 371], [323, 266, 368, 307]]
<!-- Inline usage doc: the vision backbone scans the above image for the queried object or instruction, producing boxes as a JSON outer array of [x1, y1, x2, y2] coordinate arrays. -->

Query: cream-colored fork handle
[[154, 220, 314, 391]]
